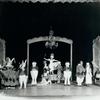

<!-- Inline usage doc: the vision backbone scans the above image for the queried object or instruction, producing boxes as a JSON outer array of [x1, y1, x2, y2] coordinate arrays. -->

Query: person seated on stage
[[85, 62, 92, 86], [43, 61, 49, 72], [19, 60, 28, 89], [63, 62, 71, 85], [76, 61, 85, 86], [57, 61, 62, 83], [44, 53, 59, 74], [30, 62, 38, 85], [38, 73, 51, 86]]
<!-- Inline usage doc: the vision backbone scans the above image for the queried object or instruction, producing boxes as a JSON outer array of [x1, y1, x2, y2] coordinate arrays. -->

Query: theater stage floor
[[0, 84, 100, 100]]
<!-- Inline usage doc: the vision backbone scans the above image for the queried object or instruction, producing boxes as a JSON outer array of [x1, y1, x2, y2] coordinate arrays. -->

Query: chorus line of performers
[[0, 53, 97, 89], [18, 53, 93, 88]]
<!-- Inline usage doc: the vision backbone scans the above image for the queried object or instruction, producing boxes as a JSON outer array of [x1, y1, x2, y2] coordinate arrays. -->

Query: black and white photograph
[[0, 0, 100, 100]]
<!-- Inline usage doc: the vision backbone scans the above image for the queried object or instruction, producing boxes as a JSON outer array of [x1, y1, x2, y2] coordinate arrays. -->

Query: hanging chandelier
[[45, 29, 58, 49]]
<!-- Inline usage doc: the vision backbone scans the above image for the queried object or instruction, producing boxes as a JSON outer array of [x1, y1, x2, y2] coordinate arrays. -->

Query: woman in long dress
[[85, 62, 92, 85]]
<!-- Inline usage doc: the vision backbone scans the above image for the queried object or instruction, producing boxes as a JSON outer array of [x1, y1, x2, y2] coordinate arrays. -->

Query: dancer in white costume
[[30, 62, 38, 85], [85, 62, 92, 85], [64, 62, 71, 85], [76, 61, 85, 86], [19, 60, 28, 89], [44, 53, 59, 74]]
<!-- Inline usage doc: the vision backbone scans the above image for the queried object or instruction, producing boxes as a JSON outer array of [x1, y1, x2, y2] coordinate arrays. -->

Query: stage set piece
[[0, 57, 19, 88], [0, 39, 19, 88], [27, 30, 73, 83], [92, 36, 100, 84], [0, 35, 100, 89]]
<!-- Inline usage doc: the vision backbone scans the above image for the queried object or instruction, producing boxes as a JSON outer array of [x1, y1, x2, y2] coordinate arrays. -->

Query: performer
[[38, 74, 51, 86], [85, 62, 92, 85], [37, 61, 52, 86], [43, 61, 49, 78], [76, 61, 85, 86], [19, 60, 28, 89], [30, 62, 38, 85], [95, 68, 100, 83], [63, 62, 71, 85], [6, 57, 15, 69], [44, 53, 59, 74]]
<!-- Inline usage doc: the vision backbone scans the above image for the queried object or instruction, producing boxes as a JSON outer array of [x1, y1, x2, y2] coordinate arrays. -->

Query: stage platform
[[0, 84, 100, 100]]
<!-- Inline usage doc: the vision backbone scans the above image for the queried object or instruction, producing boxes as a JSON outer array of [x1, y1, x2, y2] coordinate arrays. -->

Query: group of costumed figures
[[0, 53, 100, 89]]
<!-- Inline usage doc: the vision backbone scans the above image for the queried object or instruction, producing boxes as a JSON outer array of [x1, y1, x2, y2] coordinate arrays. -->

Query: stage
[[0, 84, 100, 100]]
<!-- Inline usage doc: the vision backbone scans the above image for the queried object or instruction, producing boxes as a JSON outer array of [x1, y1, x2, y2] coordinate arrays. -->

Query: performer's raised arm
[[52, 59, 59, 62], [11, 58, 15, 62], [44, 58, 50, 61]]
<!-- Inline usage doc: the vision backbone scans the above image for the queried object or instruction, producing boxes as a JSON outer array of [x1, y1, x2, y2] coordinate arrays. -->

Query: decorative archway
[[27, 36, 73, 76]]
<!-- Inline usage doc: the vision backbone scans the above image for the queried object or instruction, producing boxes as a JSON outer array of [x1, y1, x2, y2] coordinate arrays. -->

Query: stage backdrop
[[0, 39, 6, 66]]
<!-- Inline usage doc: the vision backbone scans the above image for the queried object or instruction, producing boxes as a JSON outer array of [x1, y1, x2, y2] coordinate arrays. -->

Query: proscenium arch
[[27, 36, 73, 76]]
